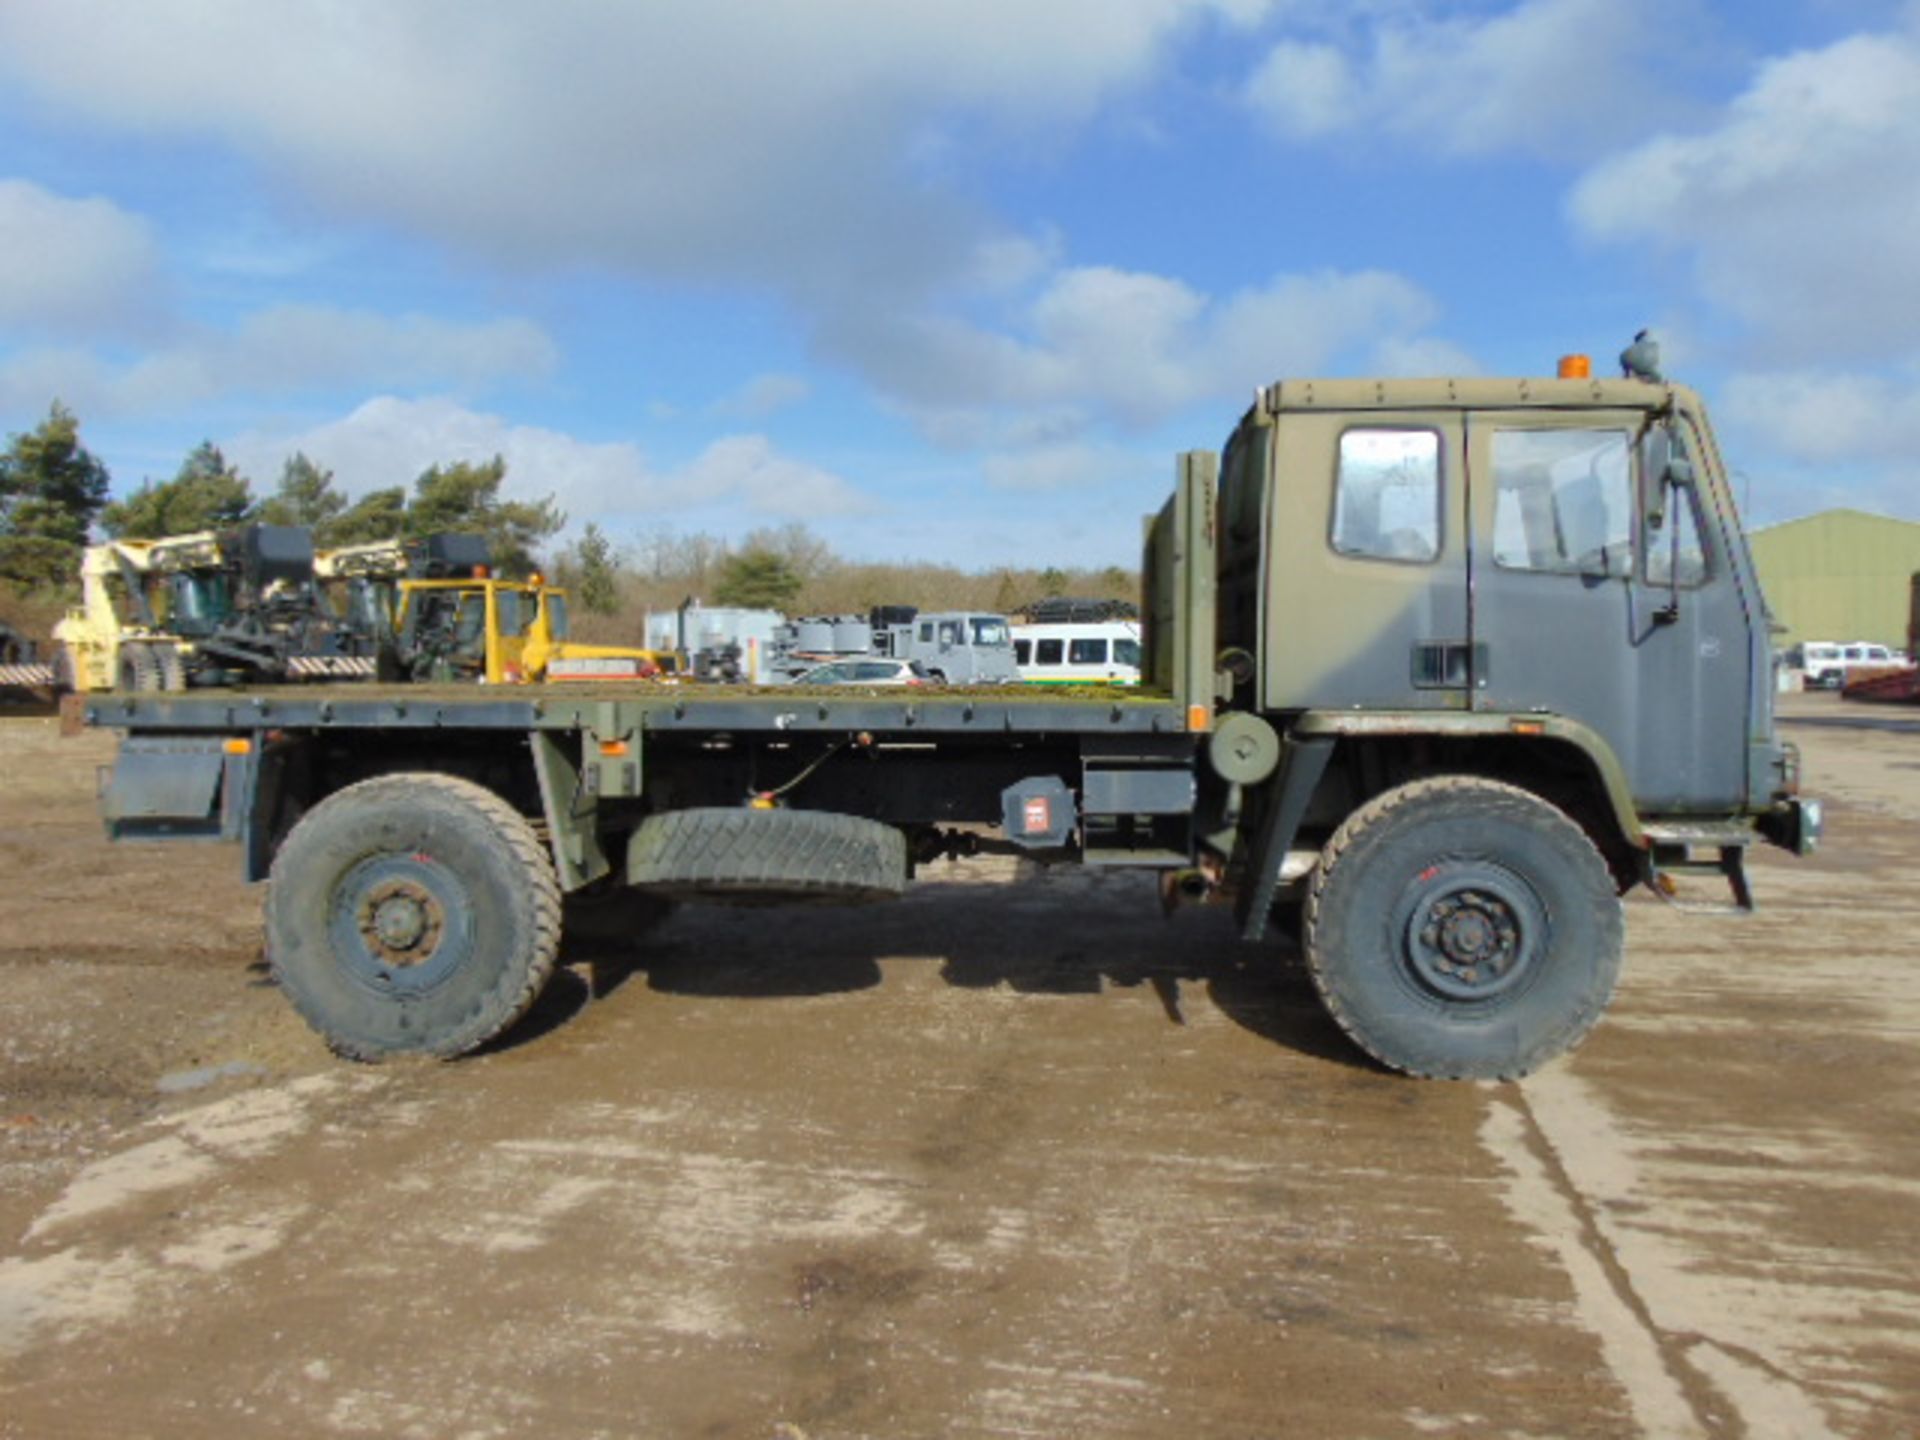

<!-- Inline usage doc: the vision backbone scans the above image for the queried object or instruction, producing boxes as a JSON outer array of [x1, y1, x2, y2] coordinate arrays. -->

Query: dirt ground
[[1, 692, 1916, 1439]]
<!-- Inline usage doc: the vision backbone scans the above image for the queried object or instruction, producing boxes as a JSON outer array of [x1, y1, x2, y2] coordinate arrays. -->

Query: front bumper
[[1757, 796, 1823, 856]]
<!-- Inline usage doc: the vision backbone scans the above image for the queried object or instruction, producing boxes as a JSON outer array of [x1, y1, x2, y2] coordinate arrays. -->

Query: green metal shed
[[1748, 509, 1920, 649]]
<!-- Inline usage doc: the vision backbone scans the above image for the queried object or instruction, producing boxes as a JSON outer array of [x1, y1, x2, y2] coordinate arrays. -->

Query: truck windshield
[[543, 593, 570, 639], [970, 618, 1010, 646]]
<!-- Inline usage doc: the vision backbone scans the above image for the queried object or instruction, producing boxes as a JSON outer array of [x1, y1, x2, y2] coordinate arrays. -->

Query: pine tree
[[406, 457, 563, 576], [570, 523, 622, 614], [259, 453, 347, 535], [0, 402, 112, 587], [714, 548, 803, 610], [101, 441, 256, 538]]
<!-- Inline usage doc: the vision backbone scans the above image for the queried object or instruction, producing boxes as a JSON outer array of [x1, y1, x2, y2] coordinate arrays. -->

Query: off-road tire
[[50, 646, 78, 696], [266, 773, 562, 1060], [154, 644, 187, 692], [118, 643, 163, 692], [1304, 776, 1622, 1080], [626, 807, 908, 904]]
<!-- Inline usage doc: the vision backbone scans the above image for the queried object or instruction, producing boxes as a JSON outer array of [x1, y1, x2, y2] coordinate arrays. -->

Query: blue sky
[[1, 0, 1916, 569]]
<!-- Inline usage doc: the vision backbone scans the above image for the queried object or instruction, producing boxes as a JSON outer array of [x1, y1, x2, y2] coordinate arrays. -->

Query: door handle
[[1412, 641, 1486, 689]]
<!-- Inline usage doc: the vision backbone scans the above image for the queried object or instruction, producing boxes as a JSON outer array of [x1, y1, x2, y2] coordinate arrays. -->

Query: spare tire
[[626, 807, 907, 904]]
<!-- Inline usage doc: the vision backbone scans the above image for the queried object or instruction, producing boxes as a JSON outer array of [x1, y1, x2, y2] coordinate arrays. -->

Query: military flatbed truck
[[85, 361, 1821, 1078]]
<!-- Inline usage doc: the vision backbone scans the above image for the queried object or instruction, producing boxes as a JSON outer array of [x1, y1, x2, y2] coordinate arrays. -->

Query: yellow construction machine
[[54, 526, 372, 692], [317, 533, 674, 684]]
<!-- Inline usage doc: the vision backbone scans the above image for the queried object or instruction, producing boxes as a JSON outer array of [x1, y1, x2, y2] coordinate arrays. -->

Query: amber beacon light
[[1557, 354, 1592, 379]]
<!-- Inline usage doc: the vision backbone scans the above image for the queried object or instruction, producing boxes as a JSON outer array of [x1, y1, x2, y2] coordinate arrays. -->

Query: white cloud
[[0, 308, 555, 419], [982, 442, 1155, 493], [677, 435, 877, 518], [0, 6, 1472, 459], [1243, 0, 1691, 158], [228, 397, 876, 528], [707, 373, 811, 421], [0, 179, 165, 337], [1570, 25, 1920, 361], [1719, 367, 1920, 468], [0, 1, 1258, 301], [1241, 42, 1353, 139], [840, 264, 1453, 438]]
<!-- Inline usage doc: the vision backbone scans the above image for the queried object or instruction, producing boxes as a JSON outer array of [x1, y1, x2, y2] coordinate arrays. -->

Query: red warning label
[[1023, 796, 1050, 834]]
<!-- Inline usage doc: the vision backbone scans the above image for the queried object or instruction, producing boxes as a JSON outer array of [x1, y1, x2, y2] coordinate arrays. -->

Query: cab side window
[[1491, 429, 1632, 576], [1331, 429, 1440, 563]]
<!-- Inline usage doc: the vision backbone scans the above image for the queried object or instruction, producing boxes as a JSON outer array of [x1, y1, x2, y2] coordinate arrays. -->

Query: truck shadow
[[507, 877, 1372, 1072]]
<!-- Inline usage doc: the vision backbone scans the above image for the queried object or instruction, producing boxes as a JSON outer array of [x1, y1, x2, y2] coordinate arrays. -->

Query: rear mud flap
[[102, 735, 248, 842]]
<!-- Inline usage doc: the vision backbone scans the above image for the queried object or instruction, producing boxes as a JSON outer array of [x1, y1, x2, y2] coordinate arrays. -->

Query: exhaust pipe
[[1158, 866, 1217, 915]]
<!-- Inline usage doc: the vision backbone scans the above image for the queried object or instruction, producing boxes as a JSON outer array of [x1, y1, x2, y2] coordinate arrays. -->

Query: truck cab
[[1213, 374, 1797, 840]]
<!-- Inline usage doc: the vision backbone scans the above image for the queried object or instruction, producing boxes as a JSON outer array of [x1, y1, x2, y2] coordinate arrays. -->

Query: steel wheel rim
[[1393, 859, 1549, 1003], [326, 852, 474, 994]]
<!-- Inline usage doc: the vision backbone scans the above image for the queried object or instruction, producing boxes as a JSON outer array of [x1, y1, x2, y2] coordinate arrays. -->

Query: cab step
[[1645, 835, 1754, 916]]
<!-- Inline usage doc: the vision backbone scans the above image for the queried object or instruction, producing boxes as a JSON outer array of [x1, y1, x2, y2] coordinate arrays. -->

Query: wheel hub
[[1400, 869, 1542, 1002], [357, 879, 445, 966]]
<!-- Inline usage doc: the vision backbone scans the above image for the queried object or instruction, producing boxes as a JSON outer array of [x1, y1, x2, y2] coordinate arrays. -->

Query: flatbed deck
[[82, 681, 1196, 738]]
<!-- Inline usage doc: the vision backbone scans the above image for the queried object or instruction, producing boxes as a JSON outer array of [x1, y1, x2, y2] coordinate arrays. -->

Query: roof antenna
[[1620, 329, 1663, 383]]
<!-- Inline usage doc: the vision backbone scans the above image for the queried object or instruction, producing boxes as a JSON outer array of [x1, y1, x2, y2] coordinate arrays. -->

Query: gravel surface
[[1, 694, 1916, 1438]]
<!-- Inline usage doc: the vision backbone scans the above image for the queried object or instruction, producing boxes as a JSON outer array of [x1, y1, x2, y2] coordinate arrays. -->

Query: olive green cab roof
[[1256, 376, 1702, 416]]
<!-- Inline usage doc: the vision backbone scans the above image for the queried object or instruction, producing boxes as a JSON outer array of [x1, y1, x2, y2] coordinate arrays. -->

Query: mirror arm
[[1653, 521, 1683, 626]]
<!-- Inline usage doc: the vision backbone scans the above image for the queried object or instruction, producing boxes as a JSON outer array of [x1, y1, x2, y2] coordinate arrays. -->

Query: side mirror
[[1641, 426, 1670, 531], [1640, 423, 1693, 532]]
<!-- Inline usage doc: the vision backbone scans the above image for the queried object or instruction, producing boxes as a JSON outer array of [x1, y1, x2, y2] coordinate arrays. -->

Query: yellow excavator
[[315, 533, 674, 684]]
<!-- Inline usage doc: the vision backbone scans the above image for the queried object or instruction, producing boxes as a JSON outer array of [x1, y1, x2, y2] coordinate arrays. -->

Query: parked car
[[790, 658, 933, 686]]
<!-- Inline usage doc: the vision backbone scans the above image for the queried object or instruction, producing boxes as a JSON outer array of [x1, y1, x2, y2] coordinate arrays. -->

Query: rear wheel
[[154, 644, 187, 692], [117, 642, 163, 692], [266, 773, 562, 1060], [1304, 776, 1622, 1080], [50, 646, 78, 696]]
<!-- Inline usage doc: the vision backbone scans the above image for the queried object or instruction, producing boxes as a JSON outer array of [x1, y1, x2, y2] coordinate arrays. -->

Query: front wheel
[[1304, 776, 1622, 1080], [50, 646, 78, 696], [266, 773, 562, 1060], [154, 644, 187, 691], [118, 642, 163, 692]]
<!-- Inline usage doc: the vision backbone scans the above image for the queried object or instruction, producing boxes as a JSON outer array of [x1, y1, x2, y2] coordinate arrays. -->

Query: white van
[[1786, 640, 1899, 689], [1010, 621, 1142, 685]]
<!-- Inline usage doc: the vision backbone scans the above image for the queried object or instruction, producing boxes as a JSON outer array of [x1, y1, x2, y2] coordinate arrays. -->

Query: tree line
[[1, 401, 1139, 645]]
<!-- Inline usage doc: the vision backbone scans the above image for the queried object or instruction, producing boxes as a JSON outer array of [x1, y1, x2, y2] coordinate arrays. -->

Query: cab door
[[1262, 411, 1471, 711], [1467, 411, 1747, 811]]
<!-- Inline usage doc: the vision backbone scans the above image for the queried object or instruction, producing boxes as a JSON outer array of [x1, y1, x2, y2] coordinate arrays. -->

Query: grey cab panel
[[1467, 409, 1747, 812]]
